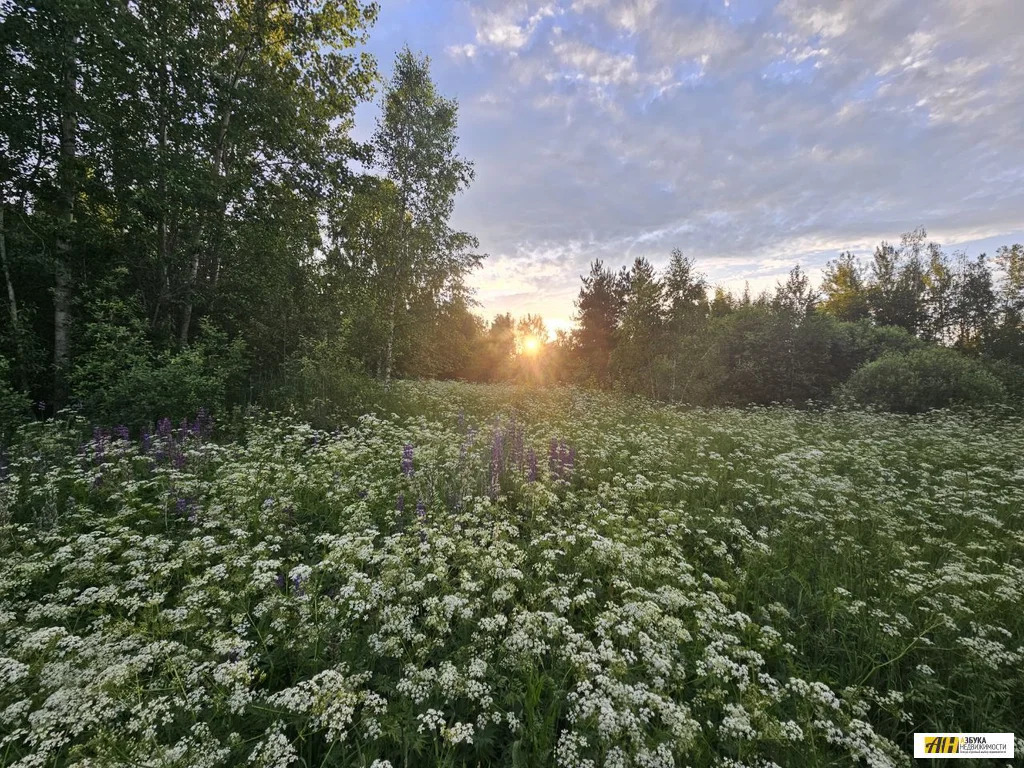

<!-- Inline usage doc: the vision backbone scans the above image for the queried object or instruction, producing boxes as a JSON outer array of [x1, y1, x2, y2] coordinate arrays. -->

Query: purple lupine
[[401, 443, 415, 477], [195, 407, 211, 437], [275, 573, 286, 590], [512, 424, 525, 470], [172, 451, 186, 470], [157, 417, 173, 440], [291, 574, 306, 597], [114, 425, 130, 442], [547, 439, 575, 480], [141, 431, 151, 454], [396, 494, 405, 513], [490, 430, 504, 496], [527, 448, 538, 482], [92, 427, 107, 465], [416, 499, 428, 544]]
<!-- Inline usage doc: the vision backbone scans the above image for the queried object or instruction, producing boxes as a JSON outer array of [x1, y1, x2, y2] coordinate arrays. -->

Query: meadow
[[1, 381, 1022, 767]]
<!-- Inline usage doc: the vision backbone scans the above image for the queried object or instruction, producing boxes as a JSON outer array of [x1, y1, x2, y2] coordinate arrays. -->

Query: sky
[[353, 0, 1024, 333]]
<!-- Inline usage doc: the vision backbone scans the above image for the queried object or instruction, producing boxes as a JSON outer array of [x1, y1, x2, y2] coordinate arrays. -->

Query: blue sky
[[354, 0, 1024, 332]]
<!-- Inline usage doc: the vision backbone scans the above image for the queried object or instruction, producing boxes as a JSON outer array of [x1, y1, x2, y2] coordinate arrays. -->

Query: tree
[[482, 313, 517, 382], [612, 257, 665, 398], [995, 244, 1024, 326], [573, 259, 625, 387], [774, 265, 818, 317], [867, 230, 928, 334], [1, 0, 381, 415], [952, 253, 996, 352], [820, 252, 869, 321], [371, 47, 480, 386], [922, 243, 955, 343], [988, 244, 1024, 365], [662, 249, 708, 399], [710, 286, 734, 317]]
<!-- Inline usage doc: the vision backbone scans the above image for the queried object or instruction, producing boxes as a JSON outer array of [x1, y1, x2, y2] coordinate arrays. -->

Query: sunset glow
[[521, 335, 542, 356]]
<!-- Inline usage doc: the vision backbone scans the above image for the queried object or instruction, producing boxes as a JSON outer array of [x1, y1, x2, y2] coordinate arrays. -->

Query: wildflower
[[401, 443, 414, 477], [195, 407, 212, 437], [416, 499, 427, 544], [490, 430, 504, 495]]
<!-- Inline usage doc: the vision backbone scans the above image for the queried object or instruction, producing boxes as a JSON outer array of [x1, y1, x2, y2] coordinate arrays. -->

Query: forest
[[3, 1, 1023, 435]]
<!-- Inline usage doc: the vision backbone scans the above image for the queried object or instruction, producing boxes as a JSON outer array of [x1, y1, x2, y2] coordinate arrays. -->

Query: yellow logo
[[924, 736, 961, 754]]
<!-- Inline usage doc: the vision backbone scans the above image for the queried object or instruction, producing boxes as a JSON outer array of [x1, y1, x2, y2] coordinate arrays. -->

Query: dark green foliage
[[69, 299, 246, 427], [0, 355, 30, 437], [677, 310, 905, 405], [550, 231, 1024, 411], [573, 260, 627, 387], [842, 347, 1006, 412], [268, 333, 379, 427]]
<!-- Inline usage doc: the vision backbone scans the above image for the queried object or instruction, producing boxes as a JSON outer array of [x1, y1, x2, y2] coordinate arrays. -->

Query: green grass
[[1, 381, 1021, 767]]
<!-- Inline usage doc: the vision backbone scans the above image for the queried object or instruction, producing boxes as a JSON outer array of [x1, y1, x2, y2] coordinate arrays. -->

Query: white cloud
[[446, 43, 478, 59], [471, 1, 559, 51], [437, 0, 1024, 322]]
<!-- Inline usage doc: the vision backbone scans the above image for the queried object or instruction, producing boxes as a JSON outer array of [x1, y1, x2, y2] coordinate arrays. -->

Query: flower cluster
[[0, 382, 1021, 767]]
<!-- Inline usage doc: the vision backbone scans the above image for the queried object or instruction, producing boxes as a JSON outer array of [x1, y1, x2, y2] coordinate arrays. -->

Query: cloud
[[446, 43, 478, 59], [379, 0, 1024, 322], [469, 1, 560, 51]]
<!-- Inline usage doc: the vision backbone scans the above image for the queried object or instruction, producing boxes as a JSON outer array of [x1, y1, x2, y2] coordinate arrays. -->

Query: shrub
[[70, 300, 246, 427], [270, 332, 378, 426], [842, 347, 1005, 412], [679, 310, 908, 406], [0, 355, 30, 438], [983, 358, 1024, 402]]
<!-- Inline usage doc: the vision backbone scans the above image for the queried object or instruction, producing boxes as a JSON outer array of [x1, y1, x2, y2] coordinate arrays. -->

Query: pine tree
[[613, 257, 665, 398], [573, 259, 626, 387]]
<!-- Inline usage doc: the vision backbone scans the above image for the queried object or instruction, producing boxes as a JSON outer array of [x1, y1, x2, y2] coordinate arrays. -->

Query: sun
[[521, 335, 542, 356]]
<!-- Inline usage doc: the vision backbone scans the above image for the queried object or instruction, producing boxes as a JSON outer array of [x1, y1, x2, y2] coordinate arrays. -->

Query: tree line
[[1, 0, 482, 427], [2, 1, 1022, 428], [441, 231, 1024, 412]]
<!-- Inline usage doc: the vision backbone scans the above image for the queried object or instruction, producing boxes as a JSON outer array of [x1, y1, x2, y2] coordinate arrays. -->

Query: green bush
[[0, 355, 30, 438], [70, 299, 247, 427], [842, 347, 1006, 412], [270, 331, 378, 426], [673, 311, 927, 407], [983, 357, 1024, 401]]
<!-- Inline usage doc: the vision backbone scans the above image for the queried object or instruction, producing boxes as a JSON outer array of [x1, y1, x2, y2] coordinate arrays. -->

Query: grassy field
[[1, 382, 1022, 767]]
